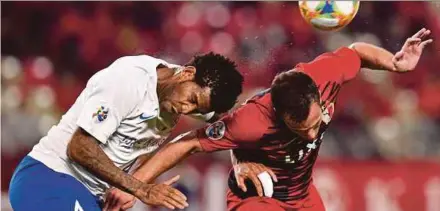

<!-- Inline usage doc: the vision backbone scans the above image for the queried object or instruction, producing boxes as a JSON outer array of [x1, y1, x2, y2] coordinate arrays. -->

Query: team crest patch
[[205, 121, 225, 140], [92, 106, 109, 122]]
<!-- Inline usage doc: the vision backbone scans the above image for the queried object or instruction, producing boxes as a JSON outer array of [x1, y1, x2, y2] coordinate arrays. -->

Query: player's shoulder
[[241, 89, 273, 114], [200, 90, 273, 143], [295, 46, 361, 83], [222, 101, 271, 142], [109, 54, 170, 81], [87, 55, 166, 102], [110, 54, 167, 76], [304, 46, 357, 64], [227, 92, 273, 129], [312, 46, 359, 66], [332, 46, 359, 58]]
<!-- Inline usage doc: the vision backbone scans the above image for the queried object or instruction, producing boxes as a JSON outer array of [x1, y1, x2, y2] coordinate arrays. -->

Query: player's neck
[[157, 67, 175, 81], [156, 67, 177, 102]]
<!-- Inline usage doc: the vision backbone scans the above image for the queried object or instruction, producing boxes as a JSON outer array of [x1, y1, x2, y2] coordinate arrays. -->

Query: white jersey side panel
[[29, 55, 178, 198]]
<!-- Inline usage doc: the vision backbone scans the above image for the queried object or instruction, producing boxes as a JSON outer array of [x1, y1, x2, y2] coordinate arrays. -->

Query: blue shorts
[[9, 156, 102, 211]]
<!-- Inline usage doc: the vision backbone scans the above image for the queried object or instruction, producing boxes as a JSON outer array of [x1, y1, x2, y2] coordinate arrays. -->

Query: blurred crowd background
[[1, 2, 440, 211]]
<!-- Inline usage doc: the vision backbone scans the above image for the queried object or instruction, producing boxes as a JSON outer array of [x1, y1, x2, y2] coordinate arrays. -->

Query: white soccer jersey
[[28, 55, 212, 199]]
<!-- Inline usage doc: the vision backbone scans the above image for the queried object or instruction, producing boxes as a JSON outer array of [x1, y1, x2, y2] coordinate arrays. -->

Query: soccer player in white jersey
[[9, 52, 244, 211]]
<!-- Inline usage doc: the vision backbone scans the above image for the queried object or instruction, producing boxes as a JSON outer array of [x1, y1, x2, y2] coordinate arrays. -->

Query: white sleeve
[[76, 67, 146, 144]]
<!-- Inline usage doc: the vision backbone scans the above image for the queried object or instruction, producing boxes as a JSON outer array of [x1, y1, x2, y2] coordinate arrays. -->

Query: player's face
[[283, 101, 322, 141], [160, 69, 212, 115]]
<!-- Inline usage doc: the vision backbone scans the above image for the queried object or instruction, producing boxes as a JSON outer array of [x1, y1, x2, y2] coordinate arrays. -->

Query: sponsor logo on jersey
[[92, 106, 109, 122], [140, 108, 159, 120], [205, 121, 225, 140], [140, 113, 156, 120]]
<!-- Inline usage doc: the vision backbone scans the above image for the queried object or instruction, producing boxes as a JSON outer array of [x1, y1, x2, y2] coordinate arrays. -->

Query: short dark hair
[[271, 70, 320, 123], [186, 52, 244, 113]]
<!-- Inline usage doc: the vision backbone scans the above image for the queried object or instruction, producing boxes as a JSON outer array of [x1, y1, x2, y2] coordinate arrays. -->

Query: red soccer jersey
[[197, 47, 361, 206]]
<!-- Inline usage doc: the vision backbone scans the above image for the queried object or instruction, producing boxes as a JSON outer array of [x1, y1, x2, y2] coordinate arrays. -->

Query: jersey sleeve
[[296, 47, 362, 83], [197, 104, 267, 152], [335, 47, 362, 82], [76, 67, 146, 144]]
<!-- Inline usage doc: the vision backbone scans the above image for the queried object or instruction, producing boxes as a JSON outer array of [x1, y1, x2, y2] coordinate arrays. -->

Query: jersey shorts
[[9, 156, 101, 211]]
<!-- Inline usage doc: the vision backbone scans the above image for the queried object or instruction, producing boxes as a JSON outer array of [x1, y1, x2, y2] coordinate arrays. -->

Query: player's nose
[[180, 104, 197, 114]]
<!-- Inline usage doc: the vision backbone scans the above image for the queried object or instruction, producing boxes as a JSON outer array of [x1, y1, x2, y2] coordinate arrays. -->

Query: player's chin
[[296, 133, 316, 141]]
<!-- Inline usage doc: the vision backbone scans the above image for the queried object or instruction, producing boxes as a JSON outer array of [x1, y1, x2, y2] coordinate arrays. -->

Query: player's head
[[160, 52, 243, 115], [271, 70, 321, 141]]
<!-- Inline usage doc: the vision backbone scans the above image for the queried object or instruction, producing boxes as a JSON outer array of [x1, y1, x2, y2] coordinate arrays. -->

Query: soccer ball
[[299, 1, 360, 31]]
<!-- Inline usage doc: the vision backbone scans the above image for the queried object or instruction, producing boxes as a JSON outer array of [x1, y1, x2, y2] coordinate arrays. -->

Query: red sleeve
[[296, 47, 361, 84], [197, 103, 267, 152]]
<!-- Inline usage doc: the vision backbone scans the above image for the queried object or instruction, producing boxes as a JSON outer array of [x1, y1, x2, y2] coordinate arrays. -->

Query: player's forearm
[[132, 133, 202, 183], [67, 128, 144, 196], [350, 42, 400, 72]]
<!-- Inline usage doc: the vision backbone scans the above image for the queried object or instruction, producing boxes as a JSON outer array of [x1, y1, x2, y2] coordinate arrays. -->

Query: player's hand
[[134, 175, 189, 210], [393, 28, 433, 72], [233, 162, 277, 197], [103, 188, 136, 211]]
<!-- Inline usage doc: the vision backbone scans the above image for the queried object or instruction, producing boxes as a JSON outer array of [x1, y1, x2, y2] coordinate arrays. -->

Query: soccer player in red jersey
[[105, 28, 432, 211]]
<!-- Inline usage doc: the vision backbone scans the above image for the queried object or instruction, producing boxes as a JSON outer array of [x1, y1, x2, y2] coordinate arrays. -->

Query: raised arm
[[350, 28, 432, 73]]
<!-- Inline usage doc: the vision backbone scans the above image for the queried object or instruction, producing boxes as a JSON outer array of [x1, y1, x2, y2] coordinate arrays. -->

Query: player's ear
[[178, 66, 196, 82]]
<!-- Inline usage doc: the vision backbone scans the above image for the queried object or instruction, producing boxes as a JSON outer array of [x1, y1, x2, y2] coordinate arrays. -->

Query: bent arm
[[132, 131, 204, 183], [132, 104, 264, 182], [349, 42, 399, 72], [67, 128, 144, 195]]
